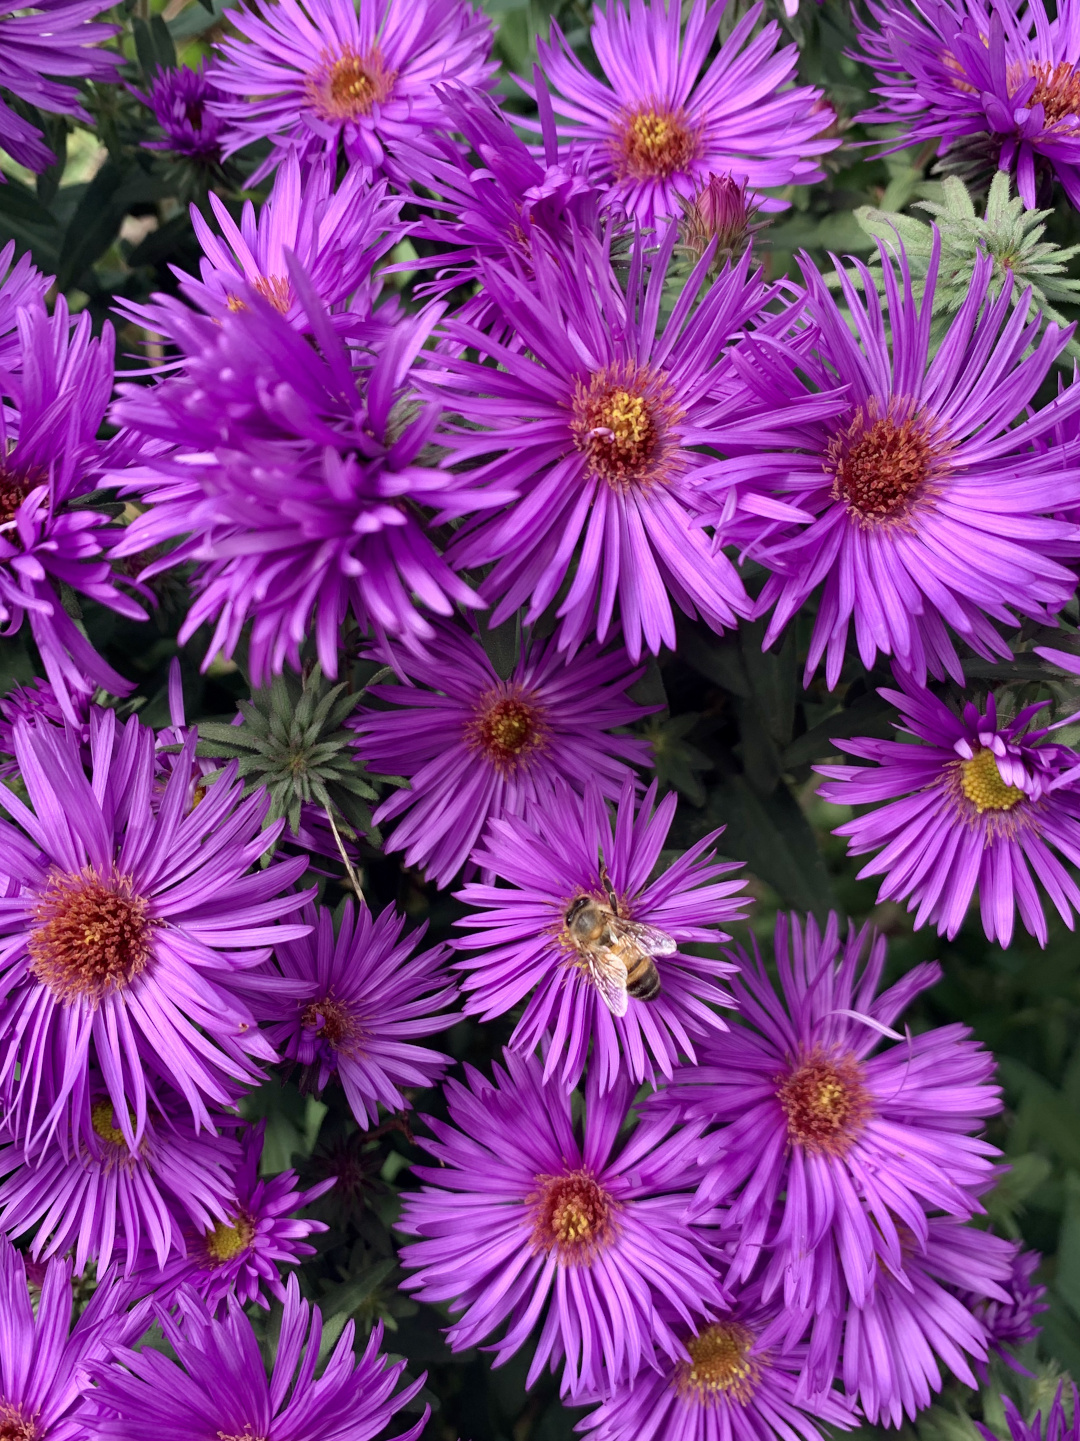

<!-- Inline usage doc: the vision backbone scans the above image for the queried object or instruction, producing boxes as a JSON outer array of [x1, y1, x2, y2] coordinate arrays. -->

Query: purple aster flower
[[0, 240, 49, 365], [433, 224, 772, 661], [88, 1273, 428, 1441], [0, 1235, 141, 1441], [528, 0, 836, 228], [454, 777, 749, 1092], [137, 60, 226, 161], [0, 705, 312, 1149], [398, 1049, 728, 1401], [0, 300, 149, 719], [978, 1383, 1080, 1441], [800, 1217, 1016, 1425], [259, 898, 454, 1127], [207, 0, 495, 183], [0, 677, 75, 778], [0, 0, 120, 174], [353, 622, 653, 887], [394, 81, 606, 334], [645, 912, 1002, 1312], [179, 150, 406, 324], [577, 1286, 855, 1441], [111, 270, 506, 685], [815, 683, 1080, 947], [128, 1121, 331, 1311], [853, 0, 1080, 209], [706, 238, 1080, 688], [0, 1072, 242, 1276], [971, 1245, 1048, 1367]]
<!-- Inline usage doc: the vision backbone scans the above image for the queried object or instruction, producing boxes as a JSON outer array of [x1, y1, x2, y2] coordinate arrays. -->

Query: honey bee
[[564, 864, 676, 1017]]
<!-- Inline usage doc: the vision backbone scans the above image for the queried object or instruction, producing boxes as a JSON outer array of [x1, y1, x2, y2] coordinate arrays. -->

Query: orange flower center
[[28, 868, 152, 1005], [827, 401, 944, 525], [305, 46, 397, 122], [615, 105, 698, 179], [0, 1403, 38, 1441], [675, 1322, 760, 1405], [1027, 60, 1080, 123], [300, 992, 360, 1051], [465, 688, 548, 772], [530, 1169, 616, 1265], [776, 1050, 871, 1155], [571, 363, 683, 490]]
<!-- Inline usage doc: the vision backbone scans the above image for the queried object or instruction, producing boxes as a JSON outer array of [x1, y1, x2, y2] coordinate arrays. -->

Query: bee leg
[[599, 861, 619, 917]]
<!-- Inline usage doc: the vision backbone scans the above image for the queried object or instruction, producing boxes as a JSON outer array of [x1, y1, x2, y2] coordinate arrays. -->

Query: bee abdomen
[[626, 960, 661, 1003]]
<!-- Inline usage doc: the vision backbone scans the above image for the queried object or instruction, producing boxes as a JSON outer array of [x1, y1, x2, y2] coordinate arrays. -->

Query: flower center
[[465, 689, 548, 772], [252, 275, 290, 313], [300, 993, 359, 1050], [305, 46, 397, 122], [675, 1322, 760, 1405], [571, 364, 682, 490], [960, 748, 1025, 813], [90, 1100, 128, 1148], [216, 1430, 267, 1441], [28, 868, 152, 1005], [827, 402, 942, 525], [0, 462, 45, 529], [1027, 60, 1080, 123], [776, 1050, 871, 1155], [616, 105, 698, 179], [203, 1212, 256, 1265], [0, 1403, 38, 1441], [530, 1169, 616, 1264]]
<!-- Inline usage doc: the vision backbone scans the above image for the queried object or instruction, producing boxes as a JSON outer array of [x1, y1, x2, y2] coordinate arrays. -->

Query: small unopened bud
[[679, 174, 766, 270]]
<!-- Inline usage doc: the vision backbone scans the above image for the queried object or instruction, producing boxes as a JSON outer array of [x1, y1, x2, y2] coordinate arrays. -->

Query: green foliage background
[[4, 0, 1080, 1437]]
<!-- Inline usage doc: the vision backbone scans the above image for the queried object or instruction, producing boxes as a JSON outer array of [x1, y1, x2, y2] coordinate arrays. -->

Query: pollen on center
[[960, 747, 1026, 814], [776, 1049, 871, 1155], [571, 362, 683, 490], [202, 1212, 256, 1265], [530, 1168, 617, 1264], [305, 45, 397, 123], [465, 686, 549, 772], [28, 867, 153, 1006], [300, 991, 360, 1051], [675, 1322, 761, 1406], [616, 105, 698, 179]]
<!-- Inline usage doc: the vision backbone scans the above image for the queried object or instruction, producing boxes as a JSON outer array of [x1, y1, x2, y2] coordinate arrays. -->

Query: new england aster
[[0, 1236, 141, 1441], [88, 1275, 428, 1441], [528, 0, 836, 228], [0, 241, 49, 366], [398, 1050, 728, 1401], [645, 913, 1001, 1311], [800, 1216, 1017, 1425], [577, 1287, 855, 1441], [208, 0, 495, 181], [816, 684, 1080, 946], [259, 898, 455, 1128], [853, 0, 1080, 209], [707, 238, 1080, 687], [435, 224, 773, 661], [0, 708, 311, 1149], [0, 1072, 242, 1276], [0, 0, 120, 174], [110, 267, 508, 684], [137, 59, 226, 162], [353, 623, 652, 886], [454, 777, 749, 1091], [1, 300, 147, 719], [127, 1121, 330, 1311], [180, 151, 406, 325]]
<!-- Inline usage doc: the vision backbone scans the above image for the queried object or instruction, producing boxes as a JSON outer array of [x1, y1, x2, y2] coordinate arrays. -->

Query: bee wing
[[583, 948, 630, 1018], [617, 920, 677, 956]]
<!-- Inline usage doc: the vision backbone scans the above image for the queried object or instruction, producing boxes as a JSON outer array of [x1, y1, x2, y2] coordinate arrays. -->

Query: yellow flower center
[[675, 1323, 760, 1405], [530, 1169, 616, 1265], [616, 106, 698, 179], [960, 748, 1025, 813], [203, 1213, 256, 1264], [90, 1100, 128, 1147]]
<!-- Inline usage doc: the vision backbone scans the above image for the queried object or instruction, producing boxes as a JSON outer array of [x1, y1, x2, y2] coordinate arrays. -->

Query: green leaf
[[706, 774, 834, 917]]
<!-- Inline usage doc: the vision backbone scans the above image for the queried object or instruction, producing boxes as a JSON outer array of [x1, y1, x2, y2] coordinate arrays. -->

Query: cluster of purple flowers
[[2, 0, 1078, 1430]]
